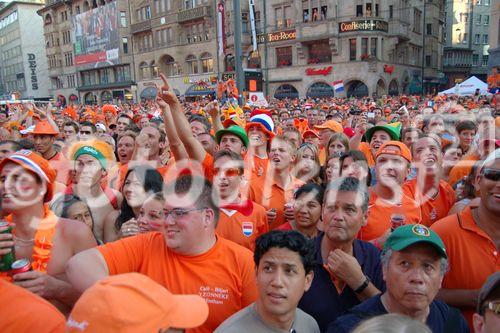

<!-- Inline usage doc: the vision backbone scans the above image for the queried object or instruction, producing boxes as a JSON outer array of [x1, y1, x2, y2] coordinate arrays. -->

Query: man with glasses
[[78, 121, 96, 141], [473, 272, 500, 333], [431, 149, 500, 330], [66, 175, 258, 333]]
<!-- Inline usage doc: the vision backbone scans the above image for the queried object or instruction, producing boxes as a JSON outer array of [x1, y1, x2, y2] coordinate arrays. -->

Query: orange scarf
[[0, 206, 57, 281]]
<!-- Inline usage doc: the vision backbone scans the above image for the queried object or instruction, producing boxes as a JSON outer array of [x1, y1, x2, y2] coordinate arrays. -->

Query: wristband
[[353, 275, 371, 294]]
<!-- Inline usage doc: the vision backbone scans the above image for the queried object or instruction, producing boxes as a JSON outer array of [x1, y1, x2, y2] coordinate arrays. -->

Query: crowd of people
[[0, 73, 499, 333]]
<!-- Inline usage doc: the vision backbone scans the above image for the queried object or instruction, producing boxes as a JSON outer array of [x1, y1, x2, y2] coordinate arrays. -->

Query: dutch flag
[[333, 80, 344, 93]]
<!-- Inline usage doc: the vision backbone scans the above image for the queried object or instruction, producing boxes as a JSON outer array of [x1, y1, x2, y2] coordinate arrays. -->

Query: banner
[[72, 2, 119, 68], [217, 2, 226, 56], [249, 0, 257, 51], [248, 92, 268, 107]]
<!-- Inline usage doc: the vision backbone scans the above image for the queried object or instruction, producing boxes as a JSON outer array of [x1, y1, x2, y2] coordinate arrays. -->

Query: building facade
[[0, 0, 50, 100], [38, 0, 135, 105], [488, 0, 499, 73], [130, 0, 217, 100], [443, 0, 492, 87]]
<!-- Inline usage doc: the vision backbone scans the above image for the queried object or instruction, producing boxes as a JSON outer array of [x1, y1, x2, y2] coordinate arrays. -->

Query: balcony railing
[[178, 5, 212, 23], [131, 20, 152, 34]]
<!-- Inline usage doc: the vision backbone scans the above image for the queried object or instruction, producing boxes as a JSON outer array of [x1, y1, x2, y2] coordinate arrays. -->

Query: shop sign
[[257, 29, 296, 43], [339, 20, 388, 33], [305, 66, 332, 76]]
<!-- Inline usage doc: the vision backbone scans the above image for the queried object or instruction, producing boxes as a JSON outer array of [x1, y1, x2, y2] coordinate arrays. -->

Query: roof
[[0, 1, 45, 16]]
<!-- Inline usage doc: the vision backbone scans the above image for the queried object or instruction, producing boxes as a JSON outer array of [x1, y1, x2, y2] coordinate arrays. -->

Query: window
[[122, 37, 129, 54], [475, 34, 481, 44], [483, 34, 488, 44], [460, 13, 469, 23], [361, 38, 368, 58], [366, 3, 372, 17], [356, 5, 363, 17], [115, 65, 131, 82], [150, 61, 159, 78], [476, 14, 482, 25], [375, 4, 379, 17], [254, 11, 261, 33], [276, 46, 292, 67], [242, 12, 248, 33], [275, 7, 282, 29], [321, 6, 327, 20], [389, 5, 393, 19], [426, 55, 431, 66], [476, 0, 482, 4], [275, 5, 293, 29], [139, 62, 149, 80], [482, 55, 488, 66], [120, 11, 127, 27], [463, 33, 468, 44], [484, 0, 489, 5], [307, 40, 331, 64], [186, 55, 198, 74], [484, 15, 489, 25], [284, 6, 293, 27], [472, 54, 479, 66], [349, 38, 356, 61], [200, 52, 213, 73], [99, 68, 111, 84], [163, 55, 178, 77], [426, 24, 432, 35], [371, 37, 377, 58], [64, 52, 73, 66], [414, 9, 422, 33]]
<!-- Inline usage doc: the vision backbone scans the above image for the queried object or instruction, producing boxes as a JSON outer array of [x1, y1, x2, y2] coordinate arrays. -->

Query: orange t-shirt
[[216, 201, 269, 251], [402, 179, 456, 227], [447, 154, 480, 187], [0, 279, 65, 332], [245, 154, 269, 179], [98, 232, 258, 333], [248, 175, 304, 230], [359, 190, 422, 241], [319, 147, 327, 165], [431, 207, 500, 329], [358, 142, 375, 167]]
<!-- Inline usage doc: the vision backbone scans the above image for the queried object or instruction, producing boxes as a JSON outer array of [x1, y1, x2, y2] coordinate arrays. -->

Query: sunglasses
[[483, 300, 500, 316], [482, 168, 500, 181], [213, 168, 241, 177], [80, 131, 92, 135]]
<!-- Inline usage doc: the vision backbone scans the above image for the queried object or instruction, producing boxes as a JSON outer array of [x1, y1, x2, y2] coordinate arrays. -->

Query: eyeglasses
[[482, 168, 500, 181], [80, 131, 92, 135], [213, 168, 241, 177], [164, 207, 206, 220], [483, 300, 500, 316]]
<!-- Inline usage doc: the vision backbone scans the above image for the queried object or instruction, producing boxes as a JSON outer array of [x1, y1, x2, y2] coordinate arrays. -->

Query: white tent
[[438, 76, 489, 96]]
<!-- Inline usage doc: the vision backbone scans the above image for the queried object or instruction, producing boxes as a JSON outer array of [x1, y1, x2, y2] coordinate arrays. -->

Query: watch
[[353, 275, 371, 294]]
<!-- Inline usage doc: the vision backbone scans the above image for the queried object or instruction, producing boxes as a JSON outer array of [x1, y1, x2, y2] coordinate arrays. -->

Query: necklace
[[14, 235, 35, 243]]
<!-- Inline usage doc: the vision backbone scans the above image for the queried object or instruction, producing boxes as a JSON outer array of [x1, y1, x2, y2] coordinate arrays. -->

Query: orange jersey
[[402, 179, 456, 227], [216, 200, 269, 251], [447, 154, 480, 187], [431, 207, 500, 329], [248, 175, 304, 229], [359, 190, 422, 241], [319, 147, 327, 165], [358, 142, 375, 167], [0, 279, 65, 332], [98, 232, 258, 333], [244, 154, 269, 179]]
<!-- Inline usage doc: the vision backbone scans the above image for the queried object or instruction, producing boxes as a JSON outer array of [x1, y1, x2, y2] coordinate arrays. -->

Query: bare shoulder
[[56, 218, 97, 248], [110, 188, 123, 207]]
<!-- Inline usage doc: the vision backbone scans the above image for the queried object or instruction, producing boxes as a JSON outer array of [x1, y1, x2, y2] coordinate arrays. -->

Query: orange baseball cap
[[32, 120, 58, 135], [314, 120, 343, 133], [302, 129, 320, 140], [67, 273, 209, 333], [375, 141, 412, 163], [0, 150, 56, 202]]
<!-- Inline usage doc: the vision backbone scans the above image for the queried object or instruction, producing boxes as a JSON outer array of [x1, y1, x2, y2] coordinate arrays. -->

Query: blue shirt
[[298, 233, 385, 332], [327, 294, 470, 333]]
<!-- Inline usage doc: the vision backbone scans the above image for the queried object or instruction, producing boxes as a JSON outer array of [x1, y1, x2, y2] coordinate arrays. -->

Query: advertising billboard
[[72, 2, 119, 68]]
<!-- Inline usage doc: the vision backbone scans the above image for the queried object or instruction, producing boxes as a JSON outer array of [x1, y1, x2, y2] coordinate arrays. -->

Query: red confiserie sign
[[305, 66, 333, 76]]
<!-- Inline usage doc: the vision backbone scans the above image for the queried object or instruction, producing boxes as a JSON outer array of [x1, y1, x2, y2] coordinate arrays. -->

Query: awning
[[185, 84, 215, 96], [140, 87, 157, 99]]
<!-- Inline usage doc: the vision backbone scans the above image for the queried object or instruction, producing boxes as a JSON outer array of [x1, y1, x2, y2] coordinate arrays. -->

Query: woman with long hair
[[294, 143, 322, 184]]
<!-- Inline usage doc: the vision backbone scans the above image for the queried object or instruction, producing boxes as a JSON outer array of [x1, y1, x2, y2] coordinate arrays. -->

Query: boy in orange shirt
[[249, 135, 304, 229], [359, 141, 422, 244], [213, 150, 268, 251], [67, 175, 258, 333], [403, 135, 456, 226]]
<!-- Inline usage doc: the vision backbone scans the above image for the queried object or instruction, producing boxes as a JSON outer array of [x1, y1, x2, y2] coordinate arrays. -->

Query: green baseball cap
[[215, 125, 249, 147], [365, 122, 402, 142], [383, 224, 447, 259]]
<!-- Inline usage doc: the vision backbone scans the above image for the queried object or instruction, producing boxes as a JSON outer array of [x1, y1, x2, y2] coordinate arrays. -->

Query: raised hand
[[156, 73, 179, 106]]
